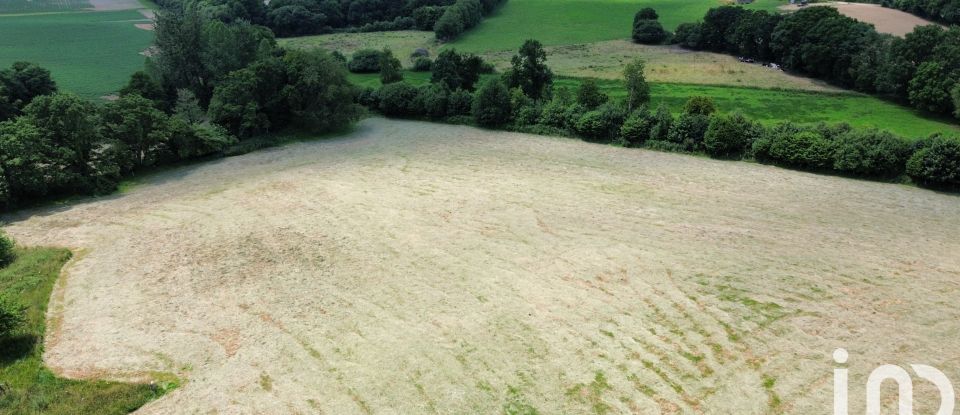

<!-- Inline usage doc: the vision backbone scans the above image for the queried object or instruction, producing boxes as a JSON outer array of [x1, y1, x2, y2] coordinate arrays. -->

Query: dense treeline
[[155, 0, 505, 40], [359, 40, 960, 191], [0, 6, 359, 210], [666, 6, 960, 119]]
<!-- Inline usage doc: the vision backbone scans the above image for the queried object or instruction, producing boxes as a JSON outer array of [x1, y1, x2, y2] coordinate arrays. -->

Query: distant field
[[780, 2, 939, 37], [0, 0, 89, 14], [448, 0, 787, 52], [0, 10, 152, 98], [348, 72, 956, 138], [283, 33, 839, 92]]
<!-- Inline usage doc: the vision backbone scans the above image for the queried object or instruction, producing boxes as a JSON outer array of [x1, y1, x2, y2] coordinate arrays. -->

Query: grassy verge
[[0, 247, 174, 414], [347, 71, 959, 138]]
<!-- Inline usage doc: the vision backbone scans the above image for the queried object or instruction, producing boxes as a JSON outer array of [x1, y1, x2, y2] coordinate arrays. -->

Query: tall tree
[[507, 40, 553, 100], [623, 58, 650, 112]]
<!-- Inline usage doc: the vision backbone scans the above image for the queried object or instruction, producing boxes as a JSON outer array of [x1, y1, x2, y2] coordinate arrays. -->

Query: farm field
[[780, 2, 940, 36], [0, 0, 90, 14], [0, 9, 152, 98], [347, 72, 958, 138], [282, 33, 840, 92], [5, 118, 960, 414], [448, 0, 786, 53]]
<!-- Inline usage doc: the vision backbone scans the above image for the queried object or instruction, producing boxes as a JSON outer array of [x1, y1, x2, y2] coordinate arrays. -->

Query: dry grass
[[5, 118, 960, 414], [280, 32, 841, 91], [780, 2, 940, 36]]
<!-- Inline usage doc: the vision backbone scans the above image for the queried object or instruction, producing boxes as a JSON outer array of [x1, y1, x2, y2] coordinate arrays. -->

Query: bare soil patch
[[781, 2, 939, 36], [5, 118, 960, 414]]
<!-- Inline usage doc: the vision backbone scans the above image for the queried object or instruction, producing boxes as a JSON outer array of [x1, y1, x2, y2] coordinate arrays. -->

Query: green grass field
[[349, 72, 958, 138], [0, 0, 90, 14], [0, 10, 152, 98], [448, 0, 786, 53], [0, 247, 174, 414]]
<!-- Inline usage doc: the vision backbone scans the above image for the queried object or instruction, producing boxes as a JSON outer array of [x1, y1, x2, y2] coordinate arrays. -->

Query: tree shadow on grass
[[0, 334, 37, 366]]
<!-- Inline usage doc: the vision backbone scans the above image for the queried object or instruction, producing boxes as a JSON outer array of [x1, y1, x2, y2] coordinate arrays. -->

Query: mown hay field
[[5, 118, 960, 414]]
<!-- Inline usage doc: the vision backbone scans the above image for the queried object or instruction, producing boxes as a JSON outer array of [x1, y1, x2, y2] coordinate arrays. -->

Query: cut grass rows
[[348, 71, 959, 138], [0, 247, 172, 414]]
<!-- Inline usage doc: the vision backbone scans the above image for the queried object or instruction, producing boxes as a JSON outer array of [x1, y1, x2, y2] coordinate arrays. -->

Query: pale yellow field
[[781, 2, 940, 36], [279, 32, 841, 91], [5, 119, 960, 414]]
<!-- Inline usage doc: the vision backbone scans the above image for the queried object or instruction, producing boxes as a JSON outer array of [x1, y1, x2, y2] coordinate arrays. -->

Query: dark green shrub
[[0, 294, 24, 339], [575, 111, 607, 140], [412, 57, 433, 72], [633, 19, 668, 44], [0, 230, 13, 268], [683, 96, 717, 116], [906, 136, 960, 188], [538, 99, 568, 128], [413, 6, 445, 31], [754, 127, 834, 169], [832, 129, 912, 177], [634, 7, 658, 22], [668, 113, 710, 151], [673, 22, 703, 48], [356, 87, 380, 107], [649, 103, 673, 141], [348, 49, 382, 73], [379, 49, 403, 84], [473, 78, 511, 127], [562, 103, 587, 130], [576, 79, 608, 109], [447, 88, 474, 116], [703, 112, 761, 158], [620, 107, 654, 146], [378, 82, 420, 116], [415, 83, 450, 119]]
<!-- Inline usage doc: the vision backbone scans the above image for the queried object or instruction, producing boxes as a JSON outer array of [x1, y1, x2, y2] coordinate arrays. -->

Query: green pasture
[[349, 72, 958, 138], [0, 10, 153, 98], [0, 0, 90, 14], [448, 0, 787, 53]]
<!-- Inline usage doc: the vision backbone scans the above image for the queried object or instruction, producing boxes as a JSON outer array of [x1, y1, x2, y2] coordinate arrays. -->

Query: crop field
[[448, 0, 786, 53], [0, 9, 152, 98], [348, 72, 957, 138], [5, 118, 960, 414], [0, 0, 90, 14]]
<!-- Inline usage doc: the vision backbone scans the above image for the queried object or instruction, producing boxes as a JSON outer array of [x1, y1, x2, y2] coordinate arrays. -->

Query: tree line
[[357, 39, 960, 191], [633, 6, 960, 120], [872, 0, 960, 25], [154, 0, 505, 40]]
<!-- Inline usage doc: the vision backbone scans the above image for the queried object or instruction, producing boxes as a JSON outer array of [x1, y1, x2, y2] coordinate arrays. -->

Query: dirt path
[[781, 2, 940, 36], [5, 118, 960, 414]]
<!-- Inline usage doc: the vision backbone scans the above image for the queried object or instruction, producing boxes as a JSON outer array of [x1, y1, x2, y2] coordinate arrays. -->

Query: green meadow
[[0, 0, 90, 14], [448, 0, 786, 53], [349, 72, 958, 138], [0, 10, 152, 98]]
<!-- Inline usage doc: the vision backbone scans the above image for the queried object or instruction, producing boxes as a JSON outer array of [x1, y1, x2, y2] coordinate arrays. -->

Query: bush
[[575, 111, 608, 140], [378, 82, 420, 116], [649, 103, 673, 141], [633, 19, 668, 44], [379, 49, 403, 84], [906, 136, 960, 188], [703, 112, 760, 158], [412, 57, 433, 72], [539, 98, 568, 128], [348, 49, 382, 73], [413, 6, 445, 31], [754, 127, 834, 170], [673, 22, 703, 49], [562, 103, 587, 130], [0, 230, 13, 268], [576, 79, 608, 110], [667, 113, 710, 151], [473, 78, 512, 127], [683, 96, 717, 116], [356, 87, 380, 107], [620, 107, 654, 146], [832, 129, 912, 177], [0, 294, 24, 339], [634, 7, 658, 22], [447, 88, 474, 116], [415, 83, 450, 119]]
